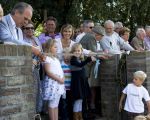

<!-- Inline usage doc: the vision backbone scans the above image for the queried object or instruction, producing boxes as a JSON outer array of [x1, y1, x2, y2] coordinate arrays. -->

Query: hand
[[58, 77, 64, 84], [39, 53, 46, 62], [99, 55, 109, 59], [91, 56, 96, 61]]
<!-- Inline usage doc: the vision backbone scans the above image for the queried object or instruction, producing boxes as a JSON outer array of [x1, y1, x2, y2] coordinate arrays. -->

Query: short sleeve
[[143, 88, 150, 101], [122, 85, 128, 94], [43, 56, 51, 64]]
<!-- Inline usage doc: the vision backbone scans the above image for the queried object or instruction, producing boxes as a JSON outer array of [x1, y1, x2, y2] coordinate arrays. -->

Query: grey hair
[[133, 71, 147, 81], [11, 2, 33, 15], [104, 20, 115, 28], [136, 28, 145, 36], [114, 22, 123, 29], [83, 20, 94, 27]]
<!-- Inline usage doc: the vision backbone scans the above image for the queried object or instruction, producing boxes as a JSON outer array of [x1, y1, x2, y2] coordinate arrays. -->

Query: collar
[[9, 14, 16, 28]]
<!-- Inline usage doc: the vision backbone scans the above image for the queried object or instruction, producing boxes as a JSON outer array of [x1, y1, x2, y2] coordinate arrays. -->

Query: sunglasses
[[89, 26, 94, 29], [24, 27, 34, 30]]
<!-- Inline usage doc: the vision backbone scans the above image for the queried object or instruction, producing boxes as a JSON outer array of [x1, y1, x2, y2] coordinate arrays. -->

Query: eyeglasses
[[24, 27, 34, 30]]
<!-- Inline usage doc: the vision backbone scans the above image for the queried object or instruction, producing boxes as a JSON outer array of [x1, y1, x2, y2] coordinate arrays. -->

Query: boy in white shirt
[[119, 71, 150, 120]]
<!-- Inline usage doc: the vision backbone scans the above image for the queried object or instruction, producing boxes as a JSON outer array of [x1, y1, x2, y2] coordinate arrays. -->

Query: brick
[[21, 85, 35, 94], [0, 59, 7, 67], [0, 79, 6, 87], [20, 67, 32, 75], [1, 105, 21, 116], [17, 45, 32, 56], [22, 101, 35, 111], [4, 45, 18, 56], [0, 88, 20, 96], [10, 113, 28, 120], [0, 67, 20, 77], [25, 75, 34, 84], [7, 76, 25, 86], [0, 95, 23, 107]]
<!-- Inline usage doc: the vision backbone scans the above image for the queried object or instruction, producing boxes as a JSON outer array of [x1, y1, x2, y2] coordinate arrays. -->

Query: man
[[76, 20, 94, 43], [80, 26, 105, 119], [0, 4, 4, 21], [144, 26, 150, 50], [130, 28, 146, 51], [38, 16, 61, 45], [0, 2, 44, 58], [100, 20, 134, 53]]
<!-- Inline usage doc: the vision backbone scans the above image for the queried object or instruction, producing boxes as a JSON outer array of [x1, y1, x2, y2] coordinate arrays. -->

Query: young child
[[43, 39, 65, 120], [119, 71, 150, 120], [70, 43, 94, 120], [59, 48, 73, 120]]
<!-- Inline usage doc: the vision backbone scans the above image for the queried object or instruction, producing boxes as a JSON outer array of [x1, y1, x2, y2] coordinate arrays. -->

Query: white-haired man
[[100, 20, 134, 53], [144, 26, 150, 50], [130, 28, 146, 51]]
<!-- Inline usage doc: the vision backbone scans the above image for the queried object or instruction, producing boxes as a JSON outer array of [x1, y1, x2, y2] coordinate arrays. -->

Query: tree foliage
[[1, 0, 150, 35]]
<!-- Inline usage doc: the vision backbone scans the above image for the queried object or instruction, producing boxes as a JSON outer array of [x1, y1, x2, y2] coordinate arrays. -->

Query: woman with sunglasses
[[22, 21, 43, 114]]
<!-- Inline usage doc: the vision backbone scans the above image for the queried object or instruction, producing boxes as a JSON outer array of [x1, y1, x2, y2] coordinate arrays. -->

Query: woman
[[55, 24, 90, 60], [22, 21, 43, 113]]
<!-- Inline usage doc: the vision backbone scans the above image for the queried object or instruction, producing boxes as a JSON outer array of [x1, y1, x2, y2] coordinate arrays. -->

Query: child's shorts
[[48, 94, 61, 108]]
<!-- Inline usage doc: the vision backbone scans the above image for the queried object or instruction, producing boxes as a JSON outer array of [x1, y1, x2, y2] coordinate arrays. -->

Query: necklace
[[61, 39, 71, 48]]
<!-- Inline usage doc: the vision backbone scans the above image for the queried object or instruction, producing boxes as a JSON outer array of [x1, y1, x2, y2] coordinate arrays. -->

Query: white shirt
[[9, 14, 18, 40], [123, 83, 150, 113]]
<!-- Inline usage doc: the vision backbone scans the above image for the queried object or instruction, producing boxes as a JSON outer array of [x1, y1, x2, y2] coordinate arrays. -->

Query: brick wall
[[0, 45, 36, 120], [99, 55, 120, 120], [99, 51, 150, 120]]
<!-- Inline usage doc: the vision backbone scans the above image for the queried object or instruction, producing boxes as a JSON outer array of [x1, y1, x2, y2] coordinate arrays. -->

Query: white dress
[[43, 56, 65, 100]]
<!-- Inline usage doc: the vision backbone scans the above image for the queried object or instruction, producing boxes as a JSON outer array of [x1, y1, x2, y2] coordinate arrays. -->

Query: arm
[[146, 101, 150, 114], [119, 93, 126, 112], [70, 56, 91, 67], [44, 63, 64, 84], [118, 37, 134, 51]]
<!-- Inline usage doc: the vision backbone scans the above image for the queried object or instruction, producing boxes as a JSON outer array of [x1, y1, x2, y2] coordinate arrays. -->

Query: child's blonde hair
[[44, 39, 57, 57], [62, 47, 71, 59], [134, 115, 147, 120], [70, 43, 84, 60], [62, 47, 71, 54], [134, 71, 147, 81]]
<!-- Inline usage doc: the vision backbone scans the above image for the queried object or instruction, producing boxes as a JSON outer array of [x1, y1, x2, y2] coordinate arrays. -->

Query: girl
[[43, 39, 65, 120], [70, 43, 94, 120]]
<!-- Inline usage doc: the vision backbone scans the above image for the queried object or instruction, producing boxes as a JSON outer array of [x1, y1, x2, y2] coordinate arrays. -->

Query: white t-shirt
[[123, 83, 150, 113]]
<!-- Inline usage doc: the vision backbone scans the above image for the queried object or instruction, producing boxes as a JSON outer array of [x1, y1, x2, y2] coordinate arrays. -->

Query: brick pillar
[[126, 51, 150, 82], [0, 45, 36, 120], [99, 55, 120, 120], [126, 51, 150, 113]]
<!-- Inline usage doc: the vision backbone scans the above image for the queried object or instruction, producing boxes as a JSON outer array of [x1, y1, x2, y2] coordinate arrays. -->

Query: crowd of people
[[1, 2, 150, 120]]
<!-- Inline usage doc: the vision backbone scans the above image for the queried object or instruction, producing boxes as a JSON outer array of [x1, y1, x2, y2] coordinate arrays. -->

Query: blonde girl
[[43, 39, 65, 120], [70, 43, 93, 120]]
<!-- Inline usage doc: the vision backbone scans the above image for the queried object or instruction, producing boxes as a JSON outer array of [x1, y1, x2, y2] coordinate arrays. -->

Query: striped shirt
[[61, 61, 71, 90]]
